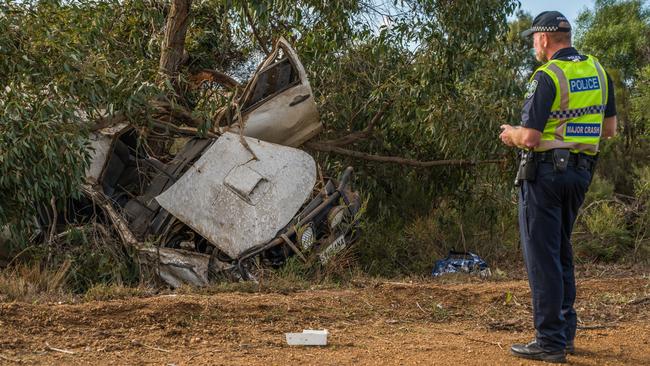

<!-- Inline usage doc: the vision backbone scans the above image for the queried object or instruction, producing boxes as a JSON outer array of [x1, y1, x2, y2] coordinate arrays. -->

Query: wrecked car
[[43, 38, 362, 288]]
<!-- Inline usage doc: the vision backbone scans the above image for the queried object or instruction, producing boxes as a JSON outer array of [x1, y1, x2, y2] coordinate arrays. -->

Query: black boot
[[566, 340, 575, 355], [510, 340, 567, 363]]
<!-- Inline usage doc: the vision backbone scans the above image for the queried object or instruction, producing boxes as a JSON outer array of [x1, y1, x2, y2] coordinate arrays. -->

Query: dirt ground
[[1, 274, 649, 365]]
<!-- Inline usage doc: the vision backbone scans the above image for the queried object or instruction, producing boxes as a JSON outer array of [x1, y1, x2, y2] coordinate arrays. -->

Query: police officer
[[499, 11, 617, 363]]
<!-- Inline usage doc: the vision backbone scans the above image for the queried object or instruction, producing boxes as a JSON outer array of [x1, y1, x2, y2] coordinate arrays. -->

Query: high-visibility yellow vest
[[532, 55, 608, 156]]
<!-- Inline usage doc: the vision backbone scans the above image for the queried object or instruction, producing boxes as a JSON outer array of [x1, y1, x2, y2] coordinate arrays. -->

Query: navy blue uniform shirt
[[521, 47, 616, 132]]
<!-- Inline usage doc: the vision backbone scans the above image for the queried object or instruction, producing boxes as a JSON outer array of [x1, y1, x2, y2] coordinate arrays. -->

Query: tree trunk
[[159, 0, 192, 79]]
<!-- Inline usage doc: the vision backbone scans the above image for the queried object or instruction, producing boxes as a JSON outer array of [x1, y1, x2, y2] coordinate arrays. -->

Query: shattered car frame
[[80, 127, 361, 287], [41, 38, 362, 287]]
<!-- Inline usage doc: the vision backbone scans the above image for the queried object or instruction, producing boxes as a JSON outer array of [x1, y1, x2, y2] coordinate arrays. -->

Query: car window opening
[[243, 56, 299, 111]]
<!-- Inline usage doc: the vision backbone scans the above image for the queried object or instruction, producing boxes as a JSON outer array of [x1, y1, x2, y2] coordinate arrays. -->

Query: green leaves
[[0, 84, 90, 230], [575, 0, 649, 82], [575, 0, 649, 190], [0, 0, 165, 234]]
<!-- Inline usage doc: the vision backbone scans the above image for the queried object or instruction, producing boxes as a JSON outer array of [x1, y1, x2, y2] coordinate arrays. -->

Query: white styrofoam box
[[285, 329, 328, 346]]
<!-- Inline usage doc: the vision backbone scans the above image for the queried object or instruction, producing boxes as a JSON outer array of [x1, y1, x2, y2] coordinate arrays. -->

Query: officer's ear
[[540, 33, 549, 49]]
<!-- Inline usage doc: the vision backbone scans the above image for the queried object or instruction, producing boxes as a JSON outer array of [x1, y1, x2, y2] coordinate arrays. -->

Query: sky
[[517, 0, 596, 25]]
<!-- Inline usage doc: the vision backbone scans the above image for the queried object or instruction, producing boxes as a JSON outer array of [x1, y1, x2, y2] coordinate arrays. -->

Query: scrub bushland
[[0, 0, 648, 296]]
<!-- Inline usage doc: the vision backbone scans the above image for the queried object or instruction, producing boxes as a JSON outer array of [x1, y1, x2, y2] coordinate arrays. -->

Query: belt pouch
[[552, 149, 570, 172]]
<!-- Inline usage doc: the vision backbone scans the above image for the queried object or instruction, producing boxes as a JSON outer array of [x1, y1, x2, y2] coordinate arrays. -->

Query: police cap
[[521, 11, 572, 37]]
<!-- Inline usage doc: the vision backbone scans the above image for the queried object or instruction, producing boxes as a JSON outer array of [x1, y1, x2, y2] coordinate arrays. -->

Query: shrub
[[631, 166, 650, 261], [584, 174, 615, 206], [576, 202, 632, 261], [55, 224, 140, 293], [357, 179, 521, 276]]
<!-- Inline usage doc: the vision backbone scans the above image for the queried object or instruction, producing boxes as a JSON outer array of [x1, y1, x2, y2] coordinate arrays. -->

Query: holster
[[514, 151, 537, 187]]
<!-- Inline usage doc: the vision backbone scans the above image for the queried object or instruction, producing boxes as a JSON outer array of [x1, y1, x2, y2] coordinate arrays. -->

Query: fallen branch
[[280, 234, 307, 263], [45, 342, 75, 355], [382, 281, 417, 288], [89, 112, 128, 132], [150, 120, 219, 138], [576, 324, 617, 330], [466, 337, 504, 350], [236, 106, 258, 161], [131, 340, 171, 353], [189, 69, 240, 90], [80, 185, 141, 249], [305, 142, 507, 168], [47, 196, 57, 245], [151, 99, 201, 128], [415, 301, 427, 314], [90, 99, 205, 133]]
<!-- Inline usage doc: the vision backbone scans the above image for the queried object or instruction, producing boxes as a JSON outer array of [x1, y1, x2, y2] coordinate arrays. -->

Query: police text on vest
[[569, 76, 600, 93], [565, 123, 601, 137]]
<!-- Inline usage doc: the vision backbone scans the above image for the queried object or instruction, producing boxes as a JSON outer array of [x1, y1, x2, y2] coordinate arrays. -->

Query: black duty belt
[[532, 150, 597, 170]]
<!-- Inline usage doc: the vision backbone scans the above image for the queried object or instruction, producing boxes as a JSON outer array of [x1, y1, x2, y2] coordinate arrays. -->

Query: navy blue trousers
[[518, 162, 592, 351]]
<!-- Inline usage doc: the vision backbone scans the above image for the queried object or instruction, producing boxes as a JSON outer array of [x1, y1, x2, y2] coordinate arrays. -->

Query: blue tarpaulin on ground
[[432, 251, 491, 277]]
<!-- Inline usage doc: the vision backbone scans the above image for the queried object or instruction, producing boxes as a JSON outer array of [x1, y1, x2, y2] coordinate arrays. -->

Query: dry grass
[[83, 283, 155, 301], [0, 260, 71, 302]]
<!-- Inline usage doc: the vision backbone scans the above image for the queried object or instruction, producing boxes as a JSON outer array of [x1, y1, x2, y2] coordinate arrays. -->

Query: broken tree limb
[[80, 185, 210, 288], [45, 342, 75, 355], [280, 234, 307, 263], [47, 196, 57, 245], [80, 185, 140, 249], [150, 120, 219, 138], [130, 340, 171, 353], [235, 105, 259, 161], [627, 296, 650, 306], [466, 337, 504, 350], [89, 99, 203, 133], [305, 142, 507, 168], [190, 69, 241, 90], [150, 99, 201, 127], [576, 324, 617, 330]]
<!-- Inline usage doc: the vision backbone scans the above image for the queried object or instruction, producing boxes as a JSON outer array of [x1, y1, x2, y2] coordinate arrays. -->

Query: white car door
[[227, 37, 322, 147]]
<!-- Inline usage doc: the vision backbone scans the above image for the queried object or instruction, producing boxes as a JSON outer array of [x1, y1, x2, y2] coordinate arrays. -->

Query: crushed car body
[[66, 38, 362, 287], [155, 132, 317, 260]]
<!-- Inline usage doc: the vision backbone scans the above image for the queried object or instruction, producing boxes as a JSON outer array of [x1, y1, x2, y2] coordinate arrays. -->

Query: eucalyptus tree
[[1, 1, 527, 274]]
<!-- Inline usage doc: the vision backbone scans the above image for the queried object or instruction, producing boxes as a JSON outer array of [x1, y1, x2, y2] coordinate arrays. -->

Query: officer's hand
[[499, 125, 515, 147]]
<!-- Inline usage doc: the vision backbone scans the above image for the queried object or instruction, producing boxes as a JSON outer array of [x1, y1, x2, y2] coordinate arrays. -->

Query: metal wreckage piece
[[69, 38, 362, 287]]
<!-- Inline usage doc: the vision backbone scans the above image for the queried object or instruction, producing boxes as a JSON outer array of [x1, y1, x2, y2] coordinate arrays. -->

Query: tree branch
[[305, 142, 507, 168], [149, 120, 219, 139], [242, 2, 270, 56], [150, 99, 201, 127], [189, 69, 241, 90], [89, 112, 128, 131], [319, 100, 392, 146]]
